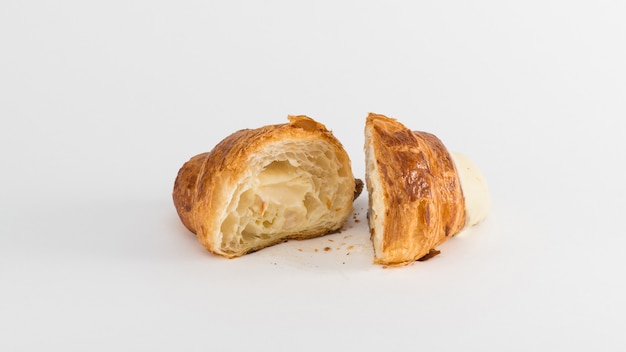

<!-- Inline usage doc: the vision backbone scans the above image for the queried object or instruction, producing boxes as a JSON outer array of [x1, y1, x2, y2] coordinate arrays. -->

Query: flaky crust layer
[[173, 116, 357, 258], [365, 113, 466, 265]]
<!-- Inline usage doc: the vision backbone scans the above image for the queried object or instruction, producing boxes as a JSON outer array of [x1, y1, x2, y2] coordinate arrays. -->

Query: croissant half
[[173, 116, 357, 258], [365, 113, 490, 265]]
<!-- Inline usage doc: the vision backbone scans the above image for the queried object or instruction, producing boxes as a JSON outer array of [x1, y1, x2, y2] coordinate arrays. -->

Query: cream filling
[[451, 152, 491, 228]]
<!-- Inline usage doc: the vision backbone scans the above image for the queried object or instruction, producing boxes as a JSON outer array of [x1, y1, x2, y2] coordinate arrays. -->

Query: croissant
[[173, 115, 358, 258], [364, 113, 490, 265]]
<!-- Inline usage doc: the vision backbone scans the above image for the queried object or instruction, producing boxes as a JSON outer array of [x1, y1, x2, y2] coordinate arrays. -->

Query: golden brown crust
[[172, 152, 208, 234], [353, 179, 364, 200], [173, 115, 357, 258], [365, 113, 466, 265]]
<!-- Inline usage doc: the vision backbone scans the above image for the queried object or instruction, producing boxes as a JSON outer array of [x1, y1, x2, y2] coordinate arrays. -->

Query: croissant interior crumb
[[364, 127, 385, 258], [218, 139, 352, 254]]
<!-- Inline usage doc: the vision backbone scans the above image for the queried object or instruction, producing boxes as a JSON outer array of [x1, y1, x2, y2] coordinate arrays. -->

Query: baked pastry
[[364, 113, 490, 265], [173, 115, 358, 258]]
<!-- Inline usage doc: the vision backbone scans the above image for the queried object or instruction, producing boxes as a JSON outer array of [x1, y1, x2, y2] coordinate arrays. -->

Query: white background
[[1, 1, 625, 350]]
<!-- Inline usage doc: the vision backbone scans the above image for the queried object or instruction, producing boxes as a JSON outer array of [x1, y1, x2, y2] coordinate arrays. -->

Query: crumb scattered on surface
[[324, 247, 331, 252], [314, 248, 319, 253]]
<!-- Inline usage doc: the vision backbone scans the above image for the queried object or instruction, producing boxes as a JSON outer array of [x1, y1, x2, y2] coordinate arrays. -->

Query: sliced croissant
[[364, 113, 490, 265], [173, 115, 358, 258]]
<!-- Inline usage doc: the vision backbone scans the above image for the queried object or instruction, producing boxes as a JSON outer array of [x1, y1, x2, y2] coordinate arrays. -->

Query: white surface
[[1, 1, 625, 350]]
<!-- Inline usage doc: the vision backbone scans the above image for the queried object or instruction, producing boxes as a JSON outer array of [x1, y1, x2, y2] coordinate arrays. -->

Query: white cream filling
[[451, 152, 491, 228]]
